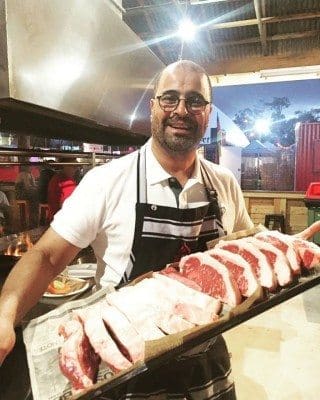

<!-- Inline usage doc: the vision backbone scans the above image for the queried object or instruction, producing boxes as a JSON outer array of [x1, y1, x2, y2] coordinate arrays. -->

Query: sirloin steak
[[206, 247, 259, 297], [58, 319, 100, 392], [178, 252, 242, 306], [216, 239, 277, 291]]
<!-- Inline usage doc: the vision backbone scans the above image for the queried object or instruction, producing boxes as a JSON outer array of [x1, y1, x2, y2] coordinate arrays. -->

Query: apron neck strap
[[137, 147, 147, 204], [200, 159, 218, 202]]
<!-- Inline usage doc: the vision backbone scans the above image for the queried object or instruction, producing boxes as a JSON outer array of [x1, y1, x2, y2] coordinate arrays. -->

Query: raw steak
[[137, 276, 219, 325], [178, 252, 242, 306], [156, 313, 194, 334], [114, 279, 207, 332], [255, 231, 301, 275], [161, 266, 203, 291], [206, 247, 259, 297], [75, 306, 132, 373], [245, 237, 293, 286], [153, 273, 222, 316], [58, 319, 100, 392], [101, 303, 145, 363], [291, 237, 320, 269], [106, 288, 166, 340], [216, 239, 277, 290]]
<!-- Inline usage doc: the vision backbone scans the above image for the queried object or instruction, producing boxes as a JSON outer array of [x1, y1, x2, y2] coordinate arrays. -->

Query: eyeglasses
[[156, 93, 210, 114]]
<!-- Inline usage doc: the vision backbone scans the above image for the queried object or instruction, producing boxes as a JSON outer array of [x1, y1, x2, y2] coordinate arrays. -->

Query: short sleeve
[[50, 166, 108, 249]]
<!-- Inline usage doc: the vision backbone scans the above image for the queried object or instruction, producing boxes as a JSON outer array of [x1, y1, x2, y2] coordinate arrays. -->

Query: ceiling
[[122, 0, 320, 80]]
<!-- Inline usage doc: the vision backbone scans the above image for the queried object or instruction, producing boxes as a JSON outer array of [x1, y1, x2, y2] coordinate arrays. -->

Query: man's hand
[[294, 221, 320, 240], [0, 318, 16, 365]]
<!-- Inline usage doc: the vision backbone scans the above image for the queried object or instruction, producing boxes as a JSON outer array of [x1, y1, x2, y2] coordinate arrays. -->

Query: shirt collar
[[144, 138, 204, 186]]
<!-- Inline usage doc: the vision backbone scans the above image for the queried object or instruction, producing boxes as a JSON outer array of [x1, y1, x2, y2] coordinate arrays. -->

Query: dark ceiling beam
[[203, 49, 320, 75], [199, 5, 216, 62], [138, 12, 320, 38], [253, 0, 267, 55], [213, 29, 320, 47], [136, 0, 168, 63], [125, 0, 243, 16]]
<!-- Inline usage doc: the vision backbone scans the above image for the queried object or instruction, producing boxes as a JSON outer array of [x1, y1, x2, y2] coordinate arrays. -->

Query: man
[[0, 60, 253, 399], [37, 161, 55, 204], [47, 158, 78, 220], [0, 190, 10, 236]]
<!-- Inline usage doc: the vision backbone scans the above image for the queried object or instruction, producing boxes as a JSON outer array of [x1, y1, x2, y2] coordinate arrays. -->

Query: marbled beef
[[178, 252, 242, 306]]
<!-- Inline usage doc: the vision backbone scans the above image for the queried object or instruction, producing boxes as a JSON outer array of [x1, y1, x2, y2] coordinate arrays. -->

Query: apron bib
[[105, 148, 236, 400], [122, 148, 225, 282]]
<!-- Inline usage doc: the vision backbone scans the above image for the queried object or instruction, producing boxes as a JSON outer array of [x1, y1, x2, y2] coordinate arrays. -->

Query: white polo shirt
[[51, 139, 253, 286]]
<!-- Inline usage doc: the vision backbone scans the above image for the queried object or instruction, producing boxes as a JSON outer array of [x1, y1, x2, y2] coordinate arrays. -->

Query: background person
[[47, 158, 78, 221], [15, 165, 38, 228], [15, 165, 37, 201], [37, 161, 56, 204], [0, 60, 253, 399], [0, 190, 11, 236]]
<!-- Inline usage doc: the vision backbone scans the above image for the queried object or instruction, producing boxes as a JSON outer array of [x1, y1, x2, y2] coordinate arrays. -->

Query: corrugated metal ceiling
[[122, 0, 320, 74]]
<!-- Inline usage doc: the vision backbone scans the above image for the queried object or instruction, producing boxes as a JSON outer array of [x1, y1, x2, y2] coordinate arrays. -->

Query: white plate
[[66, 263, 97, 279], [43, 280, 90, 298]]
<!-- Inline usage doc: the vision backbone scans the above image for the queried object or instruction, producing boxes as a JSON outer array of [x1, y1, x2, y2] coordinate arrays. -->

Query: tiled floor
[[225, 285, 320, 400]]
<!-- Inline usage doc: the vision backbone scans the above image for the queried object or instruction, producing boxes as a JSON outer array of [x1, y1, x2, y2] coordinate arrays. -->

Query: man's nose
[[173, 99, 188, 116]]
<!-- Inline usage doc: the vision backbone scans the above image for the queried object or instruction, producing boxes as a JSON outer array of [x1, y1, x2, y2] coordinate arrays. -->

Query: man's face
[[150, 66, 211, 154]]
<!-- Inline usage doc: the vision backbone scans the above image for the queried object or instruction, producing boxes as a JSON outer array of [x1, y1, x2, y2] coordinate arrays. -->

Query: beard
[[151, 114, 204, 155]]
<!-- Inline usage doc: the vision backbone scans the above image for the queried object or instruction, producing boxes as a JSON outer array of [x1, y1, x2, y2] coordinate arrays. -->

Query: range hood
[[0, 0, 164, 145]]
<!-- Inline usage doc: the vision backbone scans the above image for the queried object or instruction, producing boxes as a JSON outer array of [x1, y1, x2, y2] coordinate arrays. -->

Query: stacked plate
[[66, 263, 97, 279]]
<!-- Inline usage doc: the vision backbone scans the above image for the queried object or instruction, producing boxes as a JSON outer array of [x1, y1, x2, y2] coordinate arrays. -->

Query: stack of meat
[[58, 229, 320, 393]]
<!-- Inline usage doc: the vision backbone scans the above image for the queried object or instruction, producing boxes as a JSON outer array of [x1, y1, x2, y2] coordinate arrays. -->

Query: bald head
[[154, 60, 212, 103]]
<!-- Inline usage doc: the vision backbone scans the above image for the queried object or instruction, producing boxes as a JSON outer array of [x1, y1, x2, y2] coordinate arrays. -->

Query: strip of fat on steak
[[153, 272, 222, 315], [156, 313, 195, 334], [58, 319, 100, 392], [101, 303, 145, 363], [290, 237, 320, 269], [135, 276, 218, 325], [116, 282, 195, 334], [245, 236, 293, 286], [178, 252, 242, 306], [216, 239, 277, 291], [161, 267, 203, 292], [75, 306, 132, 373], [106, 288, 166, 340], [255, 231, 301, 275], [206, 247, 259, 297]]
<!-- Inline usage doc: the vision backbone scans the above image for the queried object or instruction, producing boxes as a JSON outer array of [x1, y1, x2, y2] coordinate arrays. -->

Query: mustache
[[165, 116, 197, 129]]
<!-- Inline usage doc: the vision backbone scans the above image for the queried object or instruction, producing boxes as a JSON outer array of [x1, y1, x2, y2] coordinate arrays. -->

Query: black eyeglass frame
[[155, 94, 210, 114]]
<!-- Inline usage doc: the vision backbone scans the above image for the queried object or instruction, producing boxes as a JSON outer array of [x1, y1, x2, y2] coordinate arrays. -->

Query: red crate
[[306, 182, 320, 199]]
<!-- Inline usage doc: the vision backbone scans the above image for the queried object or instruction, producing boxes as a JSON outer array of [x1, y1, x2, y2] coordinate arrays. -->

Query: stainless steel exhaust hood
[[0, 0, 165, 145]]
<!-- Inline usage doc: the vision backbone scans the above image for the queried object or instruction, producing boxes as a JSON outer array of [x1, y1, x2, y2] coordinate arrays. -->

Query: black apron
[[102, 148, 236, 400]]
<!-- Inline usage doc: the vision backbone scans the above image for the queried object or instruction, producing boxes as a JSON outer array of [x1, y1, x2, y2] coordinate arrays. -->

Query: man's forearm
[[0, 248, 65, 325]]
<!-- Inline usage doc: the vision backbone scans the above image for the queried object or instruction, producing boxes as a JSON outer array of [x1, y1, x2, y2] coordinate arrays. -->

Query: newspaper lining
[[23, 286, 116, 400]]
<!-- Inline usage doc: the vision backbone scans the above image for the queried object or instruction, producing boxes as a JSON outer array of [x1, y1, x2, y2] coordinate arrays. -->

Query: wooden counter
[[243, 191, 307, 234]]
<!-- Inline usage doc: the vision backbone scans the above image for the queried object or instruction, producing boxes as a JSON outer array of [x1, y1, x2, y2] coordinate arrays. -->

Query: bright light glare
[[254, 119, 270, 134], [178, 19, 197, 42], [129, 113, 137, 129]]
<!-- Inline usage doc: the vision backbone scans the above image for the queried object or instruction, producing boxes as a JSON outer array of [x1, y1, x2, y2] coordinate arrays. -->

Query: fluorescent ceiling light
[[260, 65, 320, 78], [178, 19, 197, 42]]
